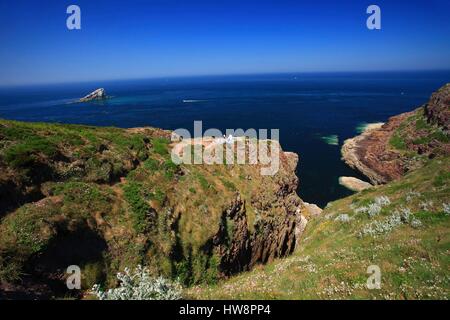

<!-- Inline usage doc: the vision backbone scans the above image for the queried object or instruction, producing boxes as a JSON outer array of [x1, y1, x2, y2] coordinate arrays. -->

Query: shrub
[[163, 160, 179, 179], [358, 214, 402, 238], [419, 201, 433, 211], [389, 132, 406, 150], [366, 203, 382, 218], [335, 214, 351, 223], [374, 196, 391, 207], [4, 137, 58, 168], [151, 188, 166, 204], [197, 174, 210, 190], [144, 158, 160, 171], [415, 118, 428, 130], [443, 203, 450, 215], [410, 219, 423, 229], [358, 207, 416, 238], [153, 138, 169, 156], [398, 207, 412, 222], [405, 191, 421, 202], [221, 179, 236, 192], [354, 196, 390, 218], [123, 182, 152, 232], [92, 265, 182, 300], [433, 172, 450, 187]]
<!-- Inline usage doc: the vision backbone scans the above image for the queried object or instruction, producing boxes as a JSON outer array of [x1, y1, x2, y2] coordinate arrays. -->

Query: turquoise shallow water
[[0, 71, 449, 206]]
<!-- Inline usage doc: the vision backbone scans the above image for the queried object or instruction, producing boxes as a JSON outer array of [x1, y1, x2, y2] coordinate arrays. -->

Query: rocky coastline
[[341, 83, 450, 185]]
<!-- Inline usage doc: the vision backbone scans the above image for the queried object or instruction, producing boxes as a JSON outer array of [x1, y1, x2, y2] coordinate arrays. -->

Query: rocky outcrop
[[209, 151, 306, 275], [342, 83, 450, 185], [424, 83, 450, 131], [341, 120, 406, 184], [79, 88, 107, 102], [302, 202, 322, 217], [338, 176, 372, 192]]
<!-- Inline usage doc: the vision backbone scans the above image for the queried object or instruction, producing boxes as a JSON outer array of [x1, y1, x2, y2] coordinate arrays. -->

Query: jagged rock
[[339, 176, 372, 192], [341, 120, 403, 184], [425, 83, 450, 131], [303, 202, 322, 217], [341, 83, 450, 185], [79, 88, 107, 102]]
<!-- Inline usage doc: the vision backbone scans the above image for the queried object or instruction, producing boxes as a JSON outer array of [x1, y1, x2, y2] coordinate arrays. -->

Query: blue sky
[[1, 0, 449, 86]]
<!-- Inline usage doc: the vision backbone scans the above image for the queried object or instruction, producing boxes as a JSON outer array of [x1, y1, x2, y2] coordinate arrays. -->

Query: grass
[[153, 137, 170, 156], [0, 119, 157, 184], [123, 181, 153, 233], [1, 116, 447, 300], [221, 178, 237, 192], [389, 108, 449, 157], [188, 157, 450, 300], [163, 160, 179, 179], [197, 173, 210, 190], [389, 132, 406, 150]]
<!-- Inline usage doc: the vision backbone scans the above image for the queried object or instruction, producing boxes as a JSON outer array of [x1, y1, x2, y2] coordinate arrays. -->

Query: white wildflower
[[92, 265, 182, 300], [443, 203, 450, 214], [335, 214, 351, 223], [374, 196, 391, 207]]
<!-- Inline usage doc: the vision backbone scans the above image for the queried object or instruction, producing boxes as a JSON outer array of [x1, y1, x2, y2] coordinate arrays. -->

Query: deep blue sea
[[1, 71, 449, 206]]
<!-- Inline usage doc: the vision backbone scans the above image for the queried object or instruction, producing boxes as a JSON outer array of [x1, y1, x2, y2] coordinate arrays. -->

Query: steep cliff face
[[0, 120, 307, 298], [342, 83, 450, 184], [341, 118, 409, 184], [425, 83, 450, 131]]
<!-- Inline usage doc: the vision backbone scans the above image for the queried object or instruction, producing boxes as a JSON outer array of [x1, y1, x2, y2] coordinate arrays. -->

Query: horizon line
[[1, 68, 450, 89]]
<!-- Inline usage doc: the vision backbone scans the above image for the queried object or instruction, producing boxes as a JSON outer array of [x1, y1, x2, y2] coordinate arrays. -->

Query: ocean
[[0, 71, 449, 207]]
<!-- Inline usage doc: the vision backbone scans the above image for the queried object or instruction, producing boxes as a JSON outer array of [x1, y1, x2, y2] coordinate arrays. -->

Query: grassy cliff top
[[0, 119, 303, 298]]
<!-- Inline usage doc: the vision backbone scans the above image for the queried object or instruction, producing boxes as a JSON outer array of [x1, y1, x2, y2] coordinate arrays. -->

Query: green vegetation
[[53, 182, 113, 218], [389, 132, 407, 150], [0, 115, 448, 300], [390, 109, 449, 156], [2, 119, 262, 293], [197, 173, 210, 190], [123, 181, 153, 233], [221, 178, 237, 192], [189, 157, 450, 300], [4, 136, 59, 168], [153, 137, 170, 156], [163, 159, 179, 179]]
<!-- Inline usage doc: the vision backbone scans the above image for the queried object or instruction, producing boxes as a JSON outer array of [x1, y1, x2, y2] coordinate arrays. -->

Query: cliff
[[190, 156, 450, 300], [189, 85, 450, 300], [342, 84, 450, 184], [0, 119, 307, 299]]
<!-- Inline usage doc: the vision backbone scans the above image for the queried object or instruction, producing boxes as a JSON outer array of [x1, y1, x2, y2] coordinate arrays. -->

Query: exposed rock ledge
[[340, 121, 403, 185], [79, 88, 107, 102], [339, 176, 372, 192]]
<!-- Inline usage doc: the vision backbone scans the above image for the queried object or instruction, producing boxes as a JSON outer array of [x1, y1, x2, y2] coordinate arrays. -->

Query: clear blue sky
[[1, 0, 449, 86]]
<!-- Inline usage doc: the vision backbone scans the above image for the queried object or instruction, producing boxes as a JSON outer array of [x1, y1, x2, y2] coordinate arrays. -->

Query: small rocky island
[[79, 88, 107, 102]]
